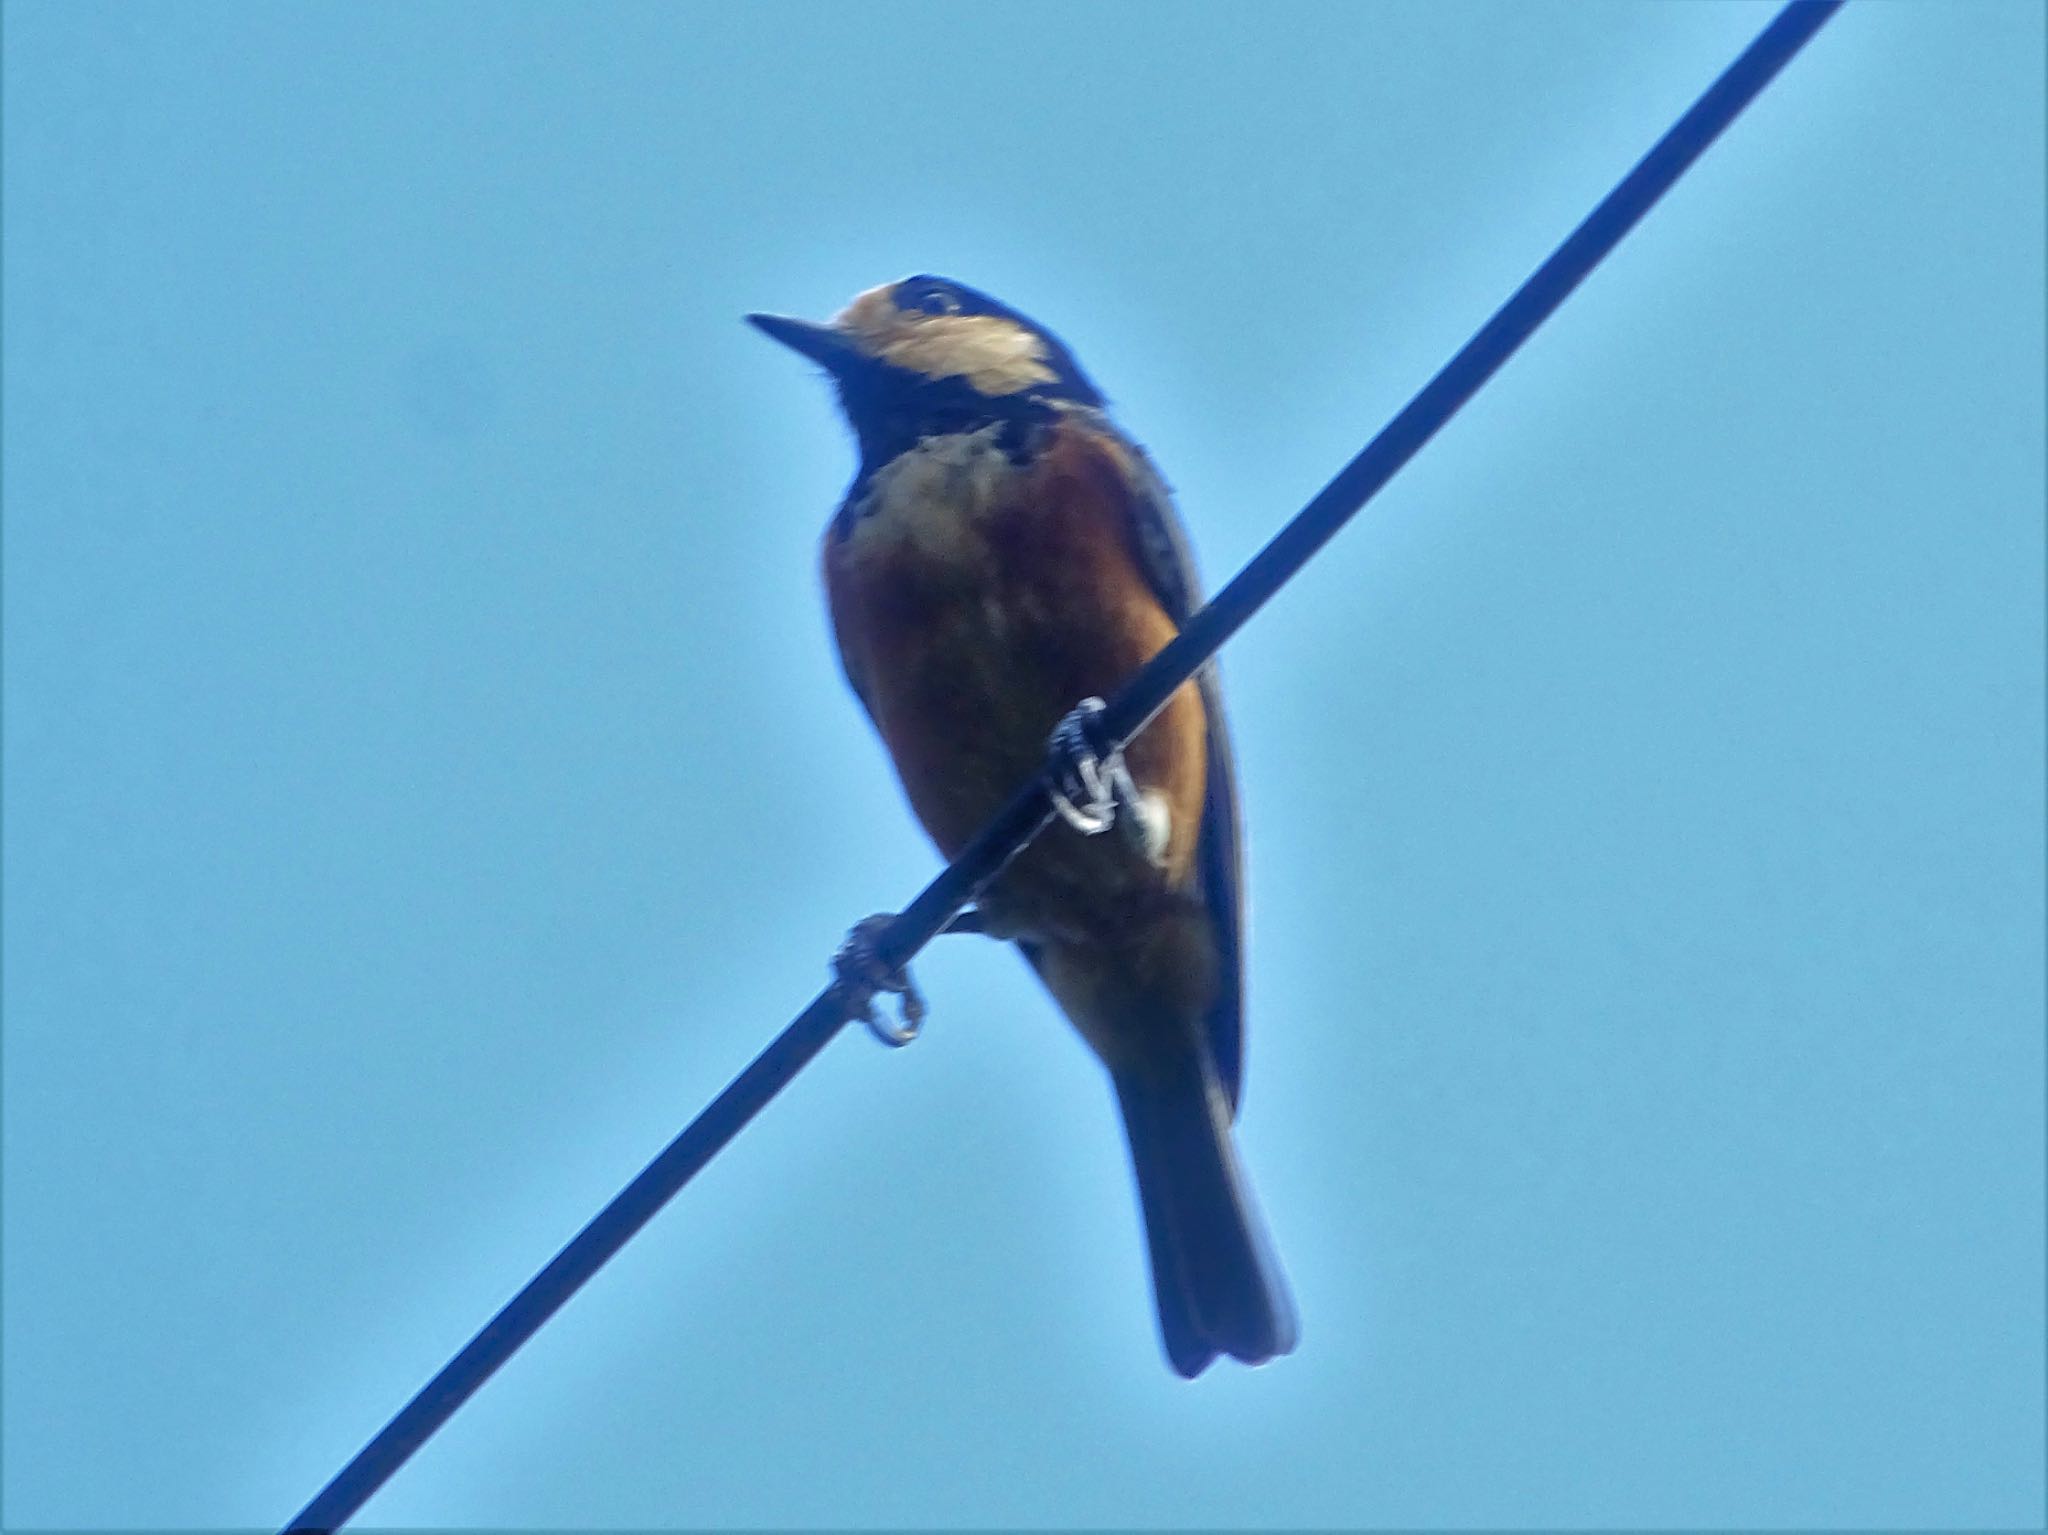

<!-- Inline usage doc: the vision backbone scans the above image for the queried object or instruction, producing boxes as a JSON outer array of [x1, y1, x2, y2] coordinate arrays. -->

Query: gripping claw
[[833, 914, 926, 1047], [1045, 696, 1143, 841]]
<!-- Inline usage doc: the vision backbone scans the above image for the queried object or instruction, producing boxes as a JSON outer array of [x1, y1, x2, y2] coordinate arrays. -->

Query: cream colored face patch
[[834, 283, 1058, 398]]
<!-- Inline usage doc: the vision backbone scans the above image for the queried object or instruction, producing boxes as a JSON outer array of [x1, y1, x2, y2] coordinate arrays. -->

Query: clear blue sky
[[5, 1, 2042, 1527]]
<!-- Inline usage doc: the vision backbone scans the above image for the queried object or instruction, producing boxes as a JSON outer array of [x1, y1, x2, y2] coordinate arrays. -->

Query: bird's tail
[[1113, 1051, 1298, 1377]]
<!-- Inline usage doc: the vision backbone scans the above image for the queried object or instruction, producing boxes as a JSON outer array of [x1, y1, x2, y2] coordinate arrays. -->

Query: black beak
[[746, 312, 868, 378]]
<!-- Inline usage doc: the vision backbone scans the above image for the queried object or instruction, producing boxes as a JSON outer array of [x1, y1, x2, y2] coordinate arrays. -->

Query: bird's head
[[749, 275, 1104, 457]]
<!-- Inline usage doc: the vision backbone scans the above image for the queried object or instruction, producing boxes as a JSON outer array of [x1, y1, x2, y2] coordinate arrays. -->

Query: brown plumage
[[757, 276, 1297, 1376]]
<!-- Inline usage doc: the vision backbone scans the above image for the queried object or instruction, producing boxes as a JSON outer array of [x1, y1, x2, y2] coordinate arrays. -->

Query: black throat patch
[[830, 370, 1059, 539]]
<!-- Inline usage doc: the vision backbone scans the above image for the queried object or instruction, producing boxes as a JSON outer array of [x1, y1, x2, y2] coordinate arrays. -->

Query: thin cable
[[282, 4, 1841, 1528]]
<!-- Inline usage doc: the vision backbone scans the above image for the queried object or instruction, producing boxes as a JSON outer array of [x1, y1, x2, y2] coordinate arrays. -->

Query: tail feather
[[1114, 1053, 1298, 1377]]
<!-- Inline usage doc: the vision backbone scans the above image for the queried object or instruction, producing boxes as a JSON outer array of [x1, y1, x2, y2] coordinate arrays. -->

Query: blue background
[[5, 1, 2042, 1527]]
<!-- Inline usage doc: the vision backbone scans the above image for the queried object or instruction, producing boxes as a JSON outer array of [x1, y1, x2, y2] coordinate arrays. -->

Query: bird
[[749, 275, 1297, 1377]]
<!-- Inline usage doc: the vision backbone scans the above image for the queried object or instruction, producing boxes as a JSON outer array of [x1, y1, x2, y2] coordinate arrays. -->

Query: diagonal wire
[[281, 4, 1843, 1528]]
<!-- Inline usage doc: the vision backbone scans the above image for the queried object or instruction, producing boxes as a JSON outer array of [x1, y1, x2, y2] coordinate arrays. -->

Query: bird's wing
[[1085, 412, 1248, 1113], [821, 512, 879, 722]]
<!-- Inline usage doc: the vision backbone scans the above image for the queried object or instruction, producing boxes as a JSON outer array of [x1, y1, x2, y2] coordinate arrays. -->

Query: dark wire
[[282, 4, 1842, 1528]]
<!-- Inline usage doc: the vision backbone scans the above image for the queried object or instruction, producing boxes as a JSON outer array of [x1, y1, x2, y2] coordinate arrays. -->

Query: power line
[[281, 4, 1843, 1528]]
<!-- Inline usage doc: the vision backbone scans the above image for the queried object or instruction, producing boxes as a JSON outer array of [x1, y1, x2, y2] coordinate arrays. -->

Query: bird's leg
[[1044, 696, 1156, 856], [832, 908, 989, 1047], [832, 915, 925, 1047]]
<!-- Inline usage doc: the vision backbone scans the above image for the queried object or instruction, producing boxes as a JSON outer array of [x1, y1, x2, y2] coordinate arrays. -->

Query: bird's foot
[[830, 909, 994, 1046], [1045, 697, 1156, 856], [1045, 696, 1129, 835], [832, 914, 925, 1047]]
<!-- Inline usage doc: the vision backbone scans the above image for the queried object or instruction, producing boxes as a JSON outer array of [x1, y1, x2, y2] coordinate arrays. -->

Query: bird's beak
[[746, 312, 869, 378]]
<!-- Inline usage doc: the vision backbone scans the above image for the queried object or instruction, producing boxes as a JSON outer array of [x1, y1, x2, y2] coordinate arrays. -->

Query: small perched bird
[[750, 276, 1297, 1377]]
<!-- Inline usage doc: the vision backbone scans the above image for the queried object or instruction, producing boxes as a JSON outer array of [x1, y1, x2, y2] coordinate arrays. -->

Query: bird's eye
[[910, 285, 960, 316]]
